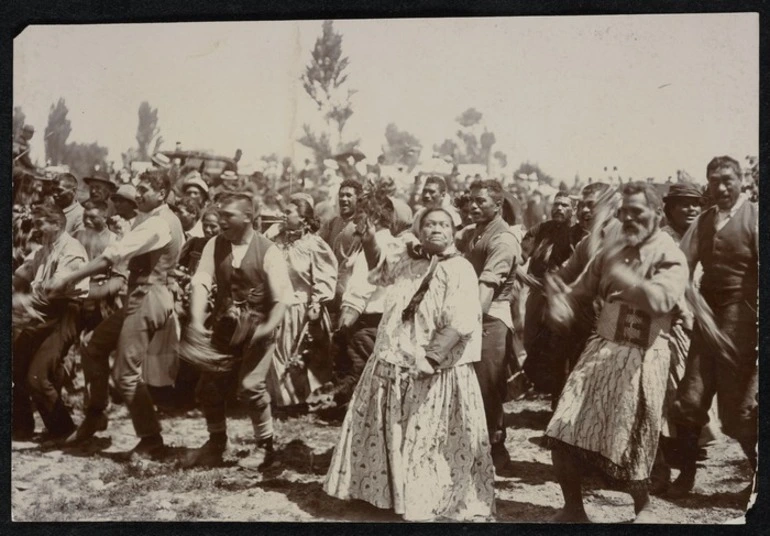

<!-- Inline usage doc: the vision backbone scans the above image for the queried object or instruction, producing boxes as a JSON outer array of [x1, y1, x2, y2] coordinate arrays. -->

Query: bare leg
[[631, 488, 656, 523], [550, 449, 590, 523]]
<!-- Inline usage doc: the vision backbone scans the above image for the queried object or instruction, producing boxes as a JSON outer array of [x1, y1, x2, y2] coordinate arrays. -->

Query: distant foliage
[[44, 98, 72, 165]]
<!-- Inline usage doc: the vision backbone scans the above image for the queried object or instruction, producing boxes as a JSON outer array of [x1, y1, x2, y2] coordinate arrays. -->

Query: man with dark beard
[[12, 204, 90, 440], [52, 173, 84, 236], [670, 156, 758, 499], [543, 182, 688, 523], [520, 191, 585, 400]]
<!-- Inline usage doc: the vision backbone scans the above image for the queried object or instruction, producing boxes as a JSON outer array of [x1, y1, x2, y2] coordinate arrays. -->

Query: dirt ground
[[11, 395, 753, 523]]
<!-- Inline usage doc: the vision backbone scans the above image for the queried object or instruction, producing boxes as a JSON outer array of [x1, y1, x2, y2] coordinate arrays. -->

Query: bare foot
[[633, 506, 658, 524], [550, 509, 591, 523]]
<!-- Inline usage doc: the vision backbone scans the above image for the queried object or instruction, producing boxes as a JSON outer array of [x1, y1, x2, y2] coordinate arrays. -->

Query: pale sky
[[14, 14, 758, 183]]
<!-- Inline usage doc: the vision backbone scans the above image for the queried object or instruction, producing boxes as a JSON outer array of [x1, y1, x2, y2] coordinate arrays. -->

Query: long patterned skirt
[[544, 334, 670, 487], [324, 358, 495, 521], [268, 303, 332, 407]]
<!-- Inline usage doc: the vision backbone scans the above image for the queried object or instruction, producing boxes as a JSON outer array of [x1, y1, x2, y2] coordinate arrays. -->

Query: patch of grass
[[178, 499, 219, 520]]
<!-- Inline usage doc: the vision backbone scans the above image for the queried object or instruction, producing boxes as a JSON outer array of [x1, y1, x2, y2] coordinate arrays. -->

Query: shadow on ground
[[256, 479, 404, 522], [504, 409, 552, 430]]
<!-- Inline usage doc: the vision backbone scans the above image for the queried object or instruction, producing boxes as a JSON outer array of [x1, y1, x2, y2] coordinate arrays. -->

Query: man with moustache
[[320, 179, 364, 313], [520, 191, 585, 400], [12, 204, 90, 440], [457, 179, 521, 473], [543, 182, 688, 523], [84, 172, 118, 210], [670, 156, 758, 498], [183, 193, 292, 470], [52, 173, 85, 236], [48, 170, 184, 458]]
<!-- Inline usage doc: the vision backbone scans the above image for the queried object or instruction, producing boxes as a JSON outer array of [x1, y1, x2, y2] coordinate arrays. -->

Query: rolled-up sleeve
[[368, 234, 406, 287], [341, 250, 373, 314], [310, 236, 338, 303], [102, 215, 171, 266], [478, 232, 519, 288], [190, 237, 216, 290], [263, 245, 294, 305]]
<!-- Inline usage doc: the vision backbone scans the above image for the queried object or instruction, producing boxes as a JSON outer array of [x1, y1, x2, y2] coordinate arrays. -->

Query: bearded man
[[543, 182, 688, 523], [52, 173, 84, 236], [520, 191, 585, 399]]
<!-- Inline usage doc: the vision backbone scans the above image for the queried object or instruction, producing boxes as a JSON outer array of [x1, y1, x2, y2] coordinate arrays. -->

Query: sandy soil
[[11, 396, 753, 523]]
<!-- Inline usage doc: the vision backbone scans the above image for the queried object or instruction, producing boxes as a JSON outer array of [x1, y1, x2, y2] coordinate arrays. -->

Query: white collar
[[719, 193, 748, 217]]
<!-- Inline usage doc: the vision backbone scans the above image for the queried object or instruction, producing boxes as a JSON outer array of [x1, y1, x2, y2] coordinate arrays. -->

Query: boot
[[183, 433, 228, 468], [667, 426, 700, 498], [63, 410, 108, 445], [130, 434, 165, 460], [238, 436, 276, 471]]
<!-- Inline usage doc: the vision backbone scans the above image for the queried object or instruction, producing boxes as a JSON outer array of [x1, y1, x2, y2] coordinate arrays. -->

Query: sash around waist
[[596, 300, 671, 350]]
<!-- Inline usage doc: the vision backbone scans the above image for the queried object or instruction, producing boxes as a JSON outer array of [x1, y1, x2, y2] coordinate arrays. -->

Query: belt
[[596, 300, 671, 350]]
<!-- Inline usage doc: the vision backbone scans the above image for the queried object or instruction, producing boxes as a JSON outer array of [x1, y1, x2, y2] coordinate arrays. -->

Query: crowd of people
[[11, 145, 758, 522]]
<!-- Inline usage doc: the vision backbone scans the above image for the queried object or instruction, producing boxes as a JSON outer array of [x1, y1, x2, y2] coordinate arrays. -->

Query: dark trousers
[[474, 314, 513, 445], [13, 301, 81, 436], [81, 285, 172, 438], [674, 299, 757, 459], [333, 313, 381, 403], [195, 337, 275, 441]]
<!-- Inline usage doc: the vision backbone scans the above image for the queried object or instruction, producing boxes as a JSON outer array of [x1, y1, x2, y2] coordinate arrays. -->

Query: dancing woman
[[268, 196, 338, 407]]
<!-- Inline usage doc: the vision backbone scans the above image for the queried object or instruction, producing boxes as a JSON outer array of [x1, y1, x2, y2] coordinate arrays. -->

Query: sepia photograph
[[10, 12, 759, 523]]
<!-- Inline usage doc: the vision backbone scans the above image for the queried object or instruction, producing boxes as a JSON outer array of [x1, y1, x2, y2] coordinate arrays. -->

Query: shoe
[[667, 467, 696, 498], [238, 439, 276, 471], [130, 435, 165, 460], [63, 412, 108, 445], [182, 438, 227, 468]]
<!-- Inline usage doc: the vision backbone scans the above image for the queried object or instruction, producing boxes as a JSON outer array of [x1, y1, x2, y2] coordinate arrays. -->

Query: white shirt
[[715, 193, 748, 232], [102, 204, 173, 266], [191, 233, 293, 305], [15, 232, 90, 297], [342, 229, 405, 315]]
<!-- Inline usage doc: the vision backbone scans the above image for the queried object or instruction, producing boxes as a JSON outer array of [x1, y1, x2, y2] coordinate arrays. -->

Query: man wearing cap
[[182, 172, 210, 206], [661, 183, 705, 243], [671, 156, 758, 498], [53, 173, 85, 236], [84, 172, 118, 217], [48, 169, 184, 459]]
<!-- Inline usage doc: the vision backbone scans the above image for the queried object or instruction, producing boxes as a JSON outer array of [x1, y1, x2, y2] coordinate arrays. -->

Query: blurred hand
[[545, 273, 574, 329], [412, 352, 436, 380]]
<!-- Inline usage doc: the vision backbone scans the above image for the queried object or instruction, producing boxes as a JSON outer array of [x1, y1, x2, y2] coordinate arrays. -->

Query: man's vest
[[127, 205, 184, 289], [696, 201, 758, 307], [212, 233, 275, 319]]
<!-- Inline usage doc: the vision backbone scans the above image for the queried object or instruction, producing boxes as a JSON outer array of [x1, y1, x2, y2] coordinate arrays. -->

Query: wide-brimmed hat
[[183, 175, 210, 197], [663, 182, 704, 203], [111, 184, 137, 206], [84, 172, 118, 192], [151, 153, 171, 168]]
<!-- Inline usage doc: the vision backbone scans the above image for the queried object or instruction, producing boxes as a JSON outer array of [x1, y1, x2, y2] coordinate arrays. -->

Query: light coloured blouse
[[368, 242, 482, 369], [277, 232, 338, 306]]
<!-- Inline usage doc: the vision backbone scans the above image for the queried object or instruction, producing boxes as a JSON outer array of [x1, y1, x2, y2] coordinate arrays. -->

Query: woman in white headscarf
[[324, 207, 494, 521]]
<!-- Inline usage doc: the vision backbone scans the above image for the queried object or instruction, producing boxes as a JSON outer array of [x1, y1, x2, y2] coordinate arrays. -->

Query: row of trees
[[12, 98, 164, 180], [15, 20, 558, 186], [298, 21, 555, 183]]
